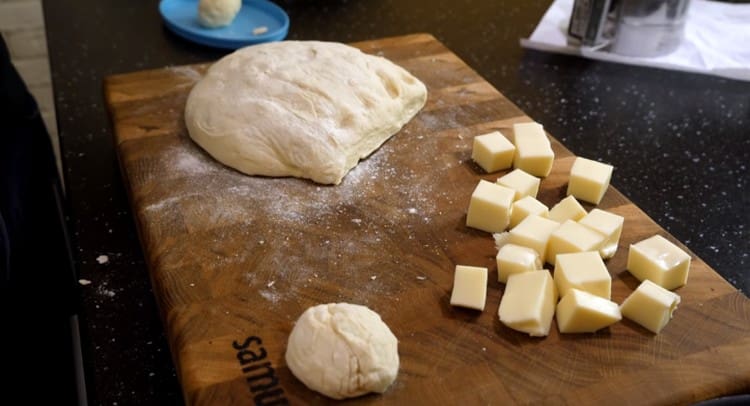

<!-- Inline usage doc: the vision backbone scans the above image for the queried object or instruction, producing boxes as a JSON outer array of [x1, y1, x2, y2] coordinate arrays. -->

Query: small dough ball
[[285, 303, 399, 399], [198, 0, 241, 28]]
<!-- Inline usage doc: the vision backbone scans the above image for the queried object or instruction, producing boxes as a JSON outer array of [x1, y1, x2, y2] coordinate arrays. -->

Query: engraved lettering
[[237, 346, 267, 365], [232, 335, 288, 403], [245, 361, 279, 392], [232, 336, 261, 350], [253, 388, 288, 406]]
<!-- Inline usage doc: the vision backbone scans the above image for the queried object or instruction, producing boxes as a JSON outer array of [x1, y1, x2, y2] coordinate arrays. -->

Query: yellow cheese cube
[[508, 215, 560, 261], [466, 180, 516, 233], [556, 288, 621, 333], [496, 243, 542, 283], [578, 209, 624, 259], [627, 235, 691, 290], [471, 131, 516, 173], [554, 251, 612, 299], [510, 196, 549, 229], [620, 279, 680, 334], [512, 122, 554, 177], [496, 168, 540, 201], [548, 195, 587, 223], [567, 157, 613, 204], [450, 265, 488, 310], [546, 220, 606, 264], [498, 270, 558, 336]]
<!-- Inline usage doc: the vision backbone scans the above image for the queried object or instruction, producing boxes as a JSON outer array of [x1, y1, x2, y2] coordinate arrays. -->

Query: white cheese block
[[466, 180, 516, 233], [620, 279, 681, 334], [510, 196, 549, 229], [471, 131, 515, 173], [627, 235, 691, 290], [496, 168, 540, 201], [556, 288, 622, 333], [548, 195, 587, 223], [578, 209, 624, 259], [496, 243, 543, 283], [498, 270, 558, 336], [512, 122, 554, 177], [567, 157, 613, 204], [546, 220, 606, 265], [554, 251, 612, 299], [450, 265, 488, 311], [508, 215, 561, 261]]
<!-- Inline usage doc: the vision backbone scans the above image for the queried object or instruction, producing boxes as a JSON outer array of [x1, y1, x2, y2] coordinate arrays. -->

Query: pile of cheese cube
[[450, 122, 691, 336]]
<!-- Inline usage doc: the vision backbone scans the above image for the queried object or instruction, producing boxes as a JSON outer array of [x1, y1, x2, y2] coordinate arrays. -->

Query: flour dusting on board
[[135, 100, 472, 309], [259, 288, 280, 305], [170, 146, 219, 176], [165, 65, 204, 84], [205, 139, 442, 226]]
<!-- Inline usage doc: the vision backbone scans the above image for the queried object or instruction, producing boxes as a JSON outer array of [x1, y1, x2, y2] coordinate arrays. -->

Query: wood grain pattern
[[104, 34, 750, 405]]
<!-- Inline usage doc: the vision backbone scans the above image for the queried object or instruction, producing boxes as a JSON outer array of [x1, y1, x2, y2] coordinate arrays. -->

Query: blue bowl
[[159, 0, 289, 49]]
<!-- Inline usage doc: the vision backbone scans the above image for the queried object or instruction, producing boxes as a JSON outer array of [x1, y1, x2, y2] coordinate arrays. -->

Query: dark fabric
[[0, 33, 33, 283], [0, 36, 79, 403], [0, 35, 74, 306]]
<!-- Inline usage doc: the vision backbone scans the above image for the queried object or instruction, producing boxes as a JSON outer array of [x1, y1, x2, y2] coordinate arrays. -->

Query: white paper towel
[[520, 0, 750, 81]]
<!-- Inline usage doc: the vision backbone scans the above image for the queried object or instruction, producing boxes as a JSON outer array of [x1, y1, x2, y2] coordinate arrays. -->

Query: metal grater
[[568, 0, 617, 47]]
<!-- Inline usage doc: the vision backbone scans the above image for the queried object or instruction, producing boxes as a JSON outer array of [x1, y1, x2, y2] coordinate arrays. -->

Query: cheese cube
[[466, 180, 516, 233], [508, 215, 560, 261], [498, 270, 558, 336], [620, 279, 681, 334], [554, 251, 611, 299], [496, 243, 542, 283], [556, 288, 621, 333], [627, 235, 691, 290], [512, 122, 554, 177], [567, 157, 613, 204], [450, 265, 488, 310], [471, 131, 516, 173], [546, 220, 606, 264], [496, 168, 540, 201], [510, 196, 549, 229], [548, 195, 587, 223], [579, 209, 624, 259]]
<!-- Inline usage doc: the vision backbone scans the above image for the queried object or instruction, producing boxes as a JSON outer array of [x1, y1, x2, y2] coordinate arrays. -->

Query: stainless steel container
[[568, 0, 616, 47], [610, 0, 691, 57]]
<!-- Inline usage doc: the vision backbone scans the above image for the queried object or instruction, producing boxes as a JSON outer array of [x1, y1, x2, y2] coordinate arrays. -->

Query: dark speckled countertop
[[42, 0, 748, 404]]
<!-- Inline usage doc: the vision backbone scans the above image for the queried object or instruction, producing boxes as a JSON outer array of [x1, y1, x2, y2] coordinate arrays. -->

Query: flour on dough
[[198, 0, 241, 28], [285, 303, 399, 399], [185, 41, 427, 184]]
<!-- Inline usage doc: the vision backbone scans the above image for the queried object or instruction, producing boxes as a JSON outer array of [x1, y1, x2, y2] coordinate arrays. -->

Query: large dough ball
[[285, 303, 399, 399], [184, 40, 427, 185], [198, 0, 241, 28]]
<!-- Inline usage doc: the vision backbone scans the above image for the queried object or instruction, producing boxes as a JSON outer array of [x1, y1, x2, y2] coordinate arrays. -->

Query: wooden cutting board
[[104, 34, 750, 405]]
